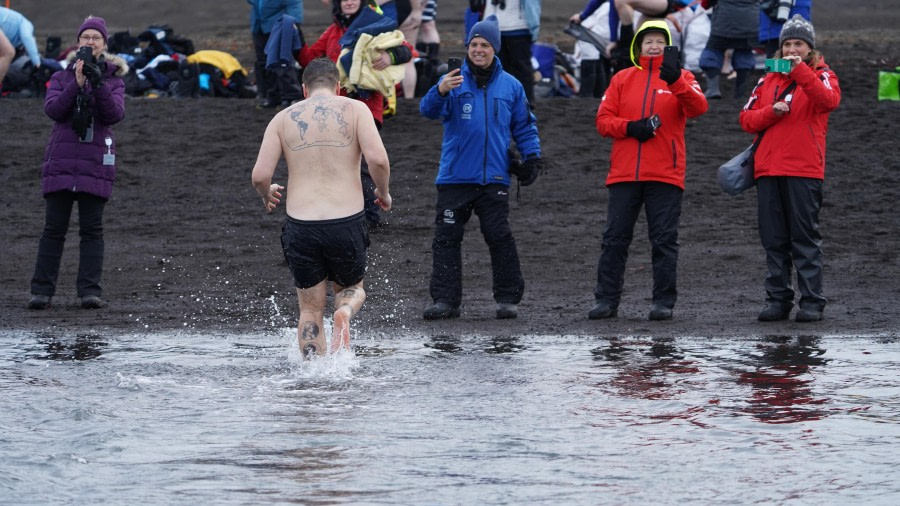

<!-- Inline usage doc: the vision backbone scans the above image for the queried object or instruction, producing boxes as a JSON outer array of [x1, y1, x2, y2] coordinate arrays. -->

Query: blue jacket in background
[[248, 0, 303, 34], [759, 0, 812, 43], [420, 57, 541, 187], [0, 7, 41, 66]]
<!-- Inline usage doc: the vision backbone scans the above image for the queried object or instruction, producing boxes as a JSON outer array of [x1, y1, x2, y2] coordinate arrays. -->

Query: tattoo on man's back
[[286, 99, 352, 151]]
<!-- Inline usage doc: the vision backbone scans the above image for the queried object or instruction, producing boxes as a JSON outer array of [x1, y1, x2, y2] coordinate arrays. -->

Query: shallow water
[[1, 328, 899, 504]]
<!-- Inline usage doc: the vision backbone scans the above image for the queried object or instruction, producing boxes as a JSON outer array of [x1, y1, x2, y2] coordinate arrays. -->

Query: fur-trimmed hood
[[64, 50, 129, 77]]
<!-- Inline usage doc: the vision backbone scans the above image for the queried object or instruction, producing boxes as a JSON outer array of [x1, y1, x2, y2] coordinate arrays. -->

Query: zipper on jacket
[[671, 140, 677, 168], [809, 125, 824, 165], [482, 87, 489, 184], [636, 60, 655, 180]]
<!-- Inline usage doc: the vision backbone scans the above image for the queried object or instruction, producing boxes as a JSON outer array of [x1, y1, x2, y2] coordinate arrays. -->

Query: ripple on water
[[0, 330, 898, 504]]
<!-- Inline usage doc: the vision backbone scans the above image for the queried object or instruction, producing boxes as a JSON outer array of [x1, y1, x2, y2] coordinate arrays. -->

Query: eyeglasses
[[79, 35, 104, 43]]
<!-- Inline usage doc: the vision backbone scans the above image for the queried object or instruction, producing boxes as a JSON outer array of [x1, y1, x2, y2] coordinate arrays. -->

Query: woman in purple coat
[[28, 16, 127, 310]]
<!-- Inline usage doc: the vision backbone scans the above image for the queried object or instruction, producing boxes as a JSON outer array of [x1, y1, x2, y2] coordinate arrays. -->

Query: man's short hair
[[302, 58, 340, 91]]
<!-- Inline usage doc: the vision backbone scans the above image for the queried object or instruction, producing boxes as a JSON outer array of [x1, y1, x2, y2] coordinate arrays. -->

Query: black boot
[[734, 69, 749, 99], [424, 301, 460, 320], [758, 303, 792, 321], [588, 301, 618, 320], [704, 69, 722, 99]]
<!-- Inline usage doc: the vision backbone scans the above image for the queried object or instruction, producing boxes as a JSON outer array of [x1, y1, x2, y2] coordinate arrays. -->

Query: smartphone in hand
[[447, 57, 462, 73], [662, 45, 680, 69]]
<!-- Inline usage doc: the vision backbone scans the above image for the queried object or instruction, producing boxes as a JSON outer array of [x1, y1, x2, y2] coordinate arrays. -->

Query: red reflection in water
[[737, 336, 830, 424], [590, 338, 706, 425]]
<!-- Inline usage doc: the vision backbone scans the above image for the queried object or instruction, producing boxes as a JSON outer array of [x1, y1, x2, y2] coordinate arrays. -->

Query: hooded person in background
[[0, 6, 41, 94], [419, 15, 543, 320], [740, 15, 840, 323], [590, 20, 707, 321], [28, 16, 127, 310], [247, 0, 304, 108]]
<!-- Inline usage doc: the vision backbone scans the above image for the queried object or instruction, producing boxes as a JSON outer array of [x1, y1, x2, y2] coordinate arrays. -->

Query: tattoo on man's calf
[[300, 322, 320, 341]]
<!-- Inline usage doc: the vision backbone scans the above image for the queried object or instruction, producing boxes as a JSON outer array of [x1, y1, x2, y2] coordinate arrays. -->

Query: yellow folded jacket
[[186, 50, 247, 79], [339, 30, 406, 96]]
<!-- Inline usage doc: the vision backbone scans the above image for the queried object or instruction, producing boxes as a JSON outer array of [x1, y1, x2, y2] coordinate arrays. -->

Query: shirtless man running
[[251, 57, 392, 357]]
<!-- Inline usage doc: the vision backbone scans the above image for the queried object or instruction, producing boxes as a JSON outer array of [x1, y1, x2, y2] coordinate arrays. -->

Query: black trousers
[[579, 58, 609, 98], [594, 182, 683, 308], [498, 34, 535, 103], [252, 31, 302, 103], [31, 191, 106, 297], [430, 184, 524, 307], [757, 176, 826, 310]]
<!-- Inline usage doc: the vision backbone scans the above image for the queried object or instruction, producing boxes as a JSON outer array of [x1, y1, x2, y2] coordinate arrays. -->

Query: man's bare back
[[252, 88, 391, 221]]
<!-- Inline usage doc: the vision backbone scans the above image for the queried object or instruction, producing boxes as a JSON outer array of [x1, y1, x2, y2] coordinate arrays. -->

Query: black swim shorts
[[281, 211, 370, 289]]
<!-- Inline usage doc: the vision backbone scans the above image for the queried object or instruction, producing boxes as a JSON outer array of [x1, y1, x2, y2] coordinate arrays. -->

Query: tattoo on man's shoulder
[[285, 99, 353, 151]]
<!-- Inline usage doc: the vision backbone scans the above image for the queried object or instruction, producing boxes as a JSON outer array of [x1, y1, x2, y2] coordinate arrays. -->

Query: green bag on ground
[[878, 67, 900, 101]]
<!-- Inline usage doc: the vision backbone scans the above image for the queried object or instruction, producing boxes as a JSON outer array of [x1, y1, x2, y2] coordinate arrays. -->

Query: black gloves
[[510, 156, 542, 186], [659, 47, 681, 85], [83, 61, 103, 88], [626, 117, 657, 143], [470, 0, 486, 12]]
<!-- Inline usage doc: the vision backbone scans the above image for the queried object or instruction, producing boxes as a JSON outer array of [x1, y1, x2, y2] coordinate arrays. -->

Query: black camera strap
[[752, 81, 796, 153]]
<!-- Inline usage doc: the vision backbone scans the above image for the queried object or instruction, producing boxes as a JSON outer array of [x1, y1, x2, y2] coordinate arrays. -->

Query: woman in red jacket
[[298, 0, 412, 126], [739, 15, 840, 323], [297, 0, 412, 227], [590, 20, 707, 321]]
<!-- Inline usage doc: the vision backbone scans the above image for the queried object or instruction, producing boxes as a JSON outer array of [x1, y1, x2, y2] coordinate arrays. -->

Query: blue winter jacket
[[248, 0, 303, 34], [419, 57, 541, 186], [759, 0, 811, 43]]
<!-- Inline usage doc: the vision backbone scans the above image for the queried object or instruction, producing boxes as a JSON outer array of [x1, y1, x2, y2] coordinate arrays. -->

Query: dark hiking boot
[[758, 304, 792, 321], [649, 304, 673, 321], [704, 74, 722, 99], [423, 302, 460, 320], [496, 303, 518, 319], [80, 295, 107, 309], [27, 294, 52, 310], [588, 302, 617, 320], [795, 307, 823, 322]]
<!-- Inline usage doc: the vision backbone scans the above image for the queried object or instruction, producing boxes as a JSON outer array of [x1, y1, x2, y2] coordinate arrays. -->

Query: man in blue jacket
[[419, 15, 543, 320], [248, 0, 304, 107]]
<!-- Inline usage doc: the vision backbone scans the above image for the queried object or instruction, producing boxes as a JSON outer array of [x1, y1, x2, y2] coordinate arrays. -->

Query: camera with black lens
[[76, 45, 95, 65]]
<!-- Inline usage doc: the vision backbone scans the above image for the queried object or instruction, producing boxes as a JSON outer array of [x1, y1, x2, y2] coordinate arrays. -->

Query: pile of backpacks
[[2, 24, 255, 99]]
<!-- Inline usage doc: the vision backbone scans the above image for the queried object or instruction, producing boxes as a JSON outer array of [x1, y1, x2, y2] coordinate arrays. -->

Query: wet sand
[[2, 0, 898, 338]]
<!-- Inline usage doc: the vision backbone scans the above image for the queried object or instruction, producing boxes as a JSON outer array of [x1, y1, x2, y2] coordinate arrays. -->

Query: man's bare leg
[[297, 281, 328, 359], [399, 3, 423, 98], [0, 30, 15, 92], [331, 281, 366, 353]]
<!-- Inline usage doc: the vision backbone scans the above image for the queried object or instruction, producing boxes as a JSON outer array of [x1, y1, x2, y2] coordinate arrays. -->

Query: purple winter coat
[[42, 51, 128, 199]]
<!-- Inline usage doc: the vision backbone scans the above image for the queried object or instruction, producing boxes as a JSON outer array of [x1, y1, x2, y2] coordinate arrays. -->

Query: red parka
[[596, 55, 708, 189], [739, 56, 840, 179]]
